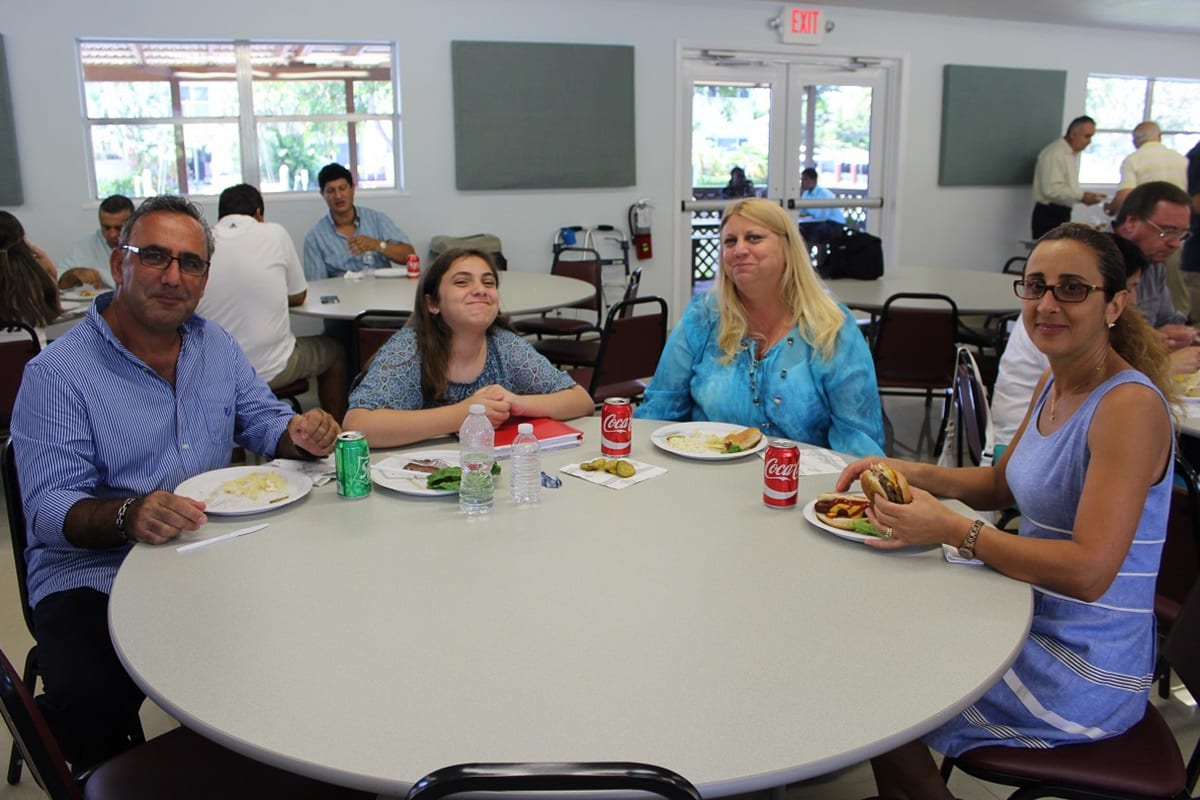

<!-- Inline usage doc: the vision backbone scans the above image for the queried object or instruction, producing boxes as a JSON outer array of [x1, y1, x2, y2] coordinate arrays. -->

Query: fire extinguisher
[[629, 200, 653, 260]]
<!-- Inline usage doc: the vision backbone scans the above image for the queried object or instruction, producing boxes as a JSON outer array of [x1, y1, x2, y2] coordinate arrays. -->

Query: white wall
[[3, 0, 1198, 318]]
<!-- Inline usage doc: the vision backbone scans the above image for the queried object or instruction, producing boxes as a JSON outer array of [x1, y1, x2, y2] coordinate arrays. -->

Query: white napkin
[[942, 544, 985, 566], [270, 456, 335, 487], [560, 459, 666, 490], [757, 446, 848, 476]]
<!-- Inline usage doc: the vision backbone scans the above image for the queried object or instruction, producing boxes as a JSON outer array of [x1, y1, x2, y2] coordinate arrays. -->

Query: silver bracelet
[[115, 496, 138, 543]]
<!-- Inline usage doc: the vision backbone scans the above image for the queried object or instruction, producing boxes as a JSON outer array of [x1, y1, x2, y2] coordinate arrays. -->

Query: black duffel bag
[[820, 228, 883, 280]]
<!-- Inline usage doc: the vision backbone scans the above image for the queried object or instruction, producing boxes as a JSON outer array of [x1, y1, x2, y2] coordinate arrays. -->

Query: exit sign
[[779, 7, 827, 44]]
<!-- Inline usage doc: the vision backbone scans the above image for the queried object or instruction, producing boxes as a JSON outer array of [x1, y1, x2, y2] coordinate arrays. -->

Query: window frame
[[1083, 72, 1200, 185]]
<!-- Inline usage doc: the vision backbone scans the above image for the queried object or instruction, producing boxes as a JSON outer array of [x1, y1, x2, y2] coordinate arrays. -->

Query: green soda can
[[335, 431, 372, 499]]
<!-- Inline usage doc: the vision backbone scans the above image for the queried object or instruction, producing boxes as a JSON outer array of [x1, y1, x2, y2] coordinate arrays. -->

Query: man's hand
[[1170, 346, 1200, 375], [126, 491, 207, 545], [347, 235, 380, 256], [1159, 323, 1199, 351], [285, 409, 340, 456], [1081, 191, 1104, 206]]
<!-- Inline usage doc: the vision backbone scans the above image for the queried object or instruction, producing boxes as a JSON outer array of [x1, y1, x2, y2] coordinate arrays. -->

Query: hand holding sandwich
[[835, 458, 970, 550]]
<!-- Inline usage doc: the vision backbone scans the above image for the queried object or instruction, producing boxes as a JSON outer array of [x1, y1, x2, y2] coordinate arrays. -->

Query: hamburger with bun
[[860, 462, 913, 506], [722, 426, 762, 453]]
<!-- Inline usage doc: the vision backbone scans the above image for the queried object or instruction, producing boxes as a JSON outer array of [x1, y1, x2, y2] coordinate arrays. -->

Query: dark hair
[[1107, 232, 1147, 280], [120, 195, 215, 259], [801, 167, 818, 180], [99, 194, 135, 215], [1036, 223, 1171, 401], [218, 183, 264, 220], [405, 247, 510, 404], [318, 163, 354, 191], [0, 211, 61, 327], [1113, 180, 1191, 228], [1066, 115, 1095, 134]]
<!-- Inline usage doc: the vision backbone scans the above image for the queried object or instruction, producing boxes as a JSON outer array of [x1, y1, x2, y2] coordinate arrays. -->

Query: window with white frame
[[1082, 74, 1200, 185], [78, 39, 400, 199]]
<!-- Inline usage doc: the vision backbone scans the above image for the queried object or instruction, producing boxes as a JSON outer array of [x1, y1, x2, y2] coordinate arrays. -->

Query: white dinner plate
[[61, 288, 102, 302], [175, 466, 312, 516], [649, 421, 768, 460], [801, 498, 886, 544], [371, 450, 461, 496]]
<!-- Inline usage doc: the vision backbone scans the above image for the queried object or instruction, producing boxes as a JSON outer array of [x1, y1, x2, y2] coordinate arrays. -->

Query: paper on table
[[560, 459, 666, 490], [269, 456, 335, 487], [177, 523, 269, 553], [942, 544, 985, 566], [757, 446, 848, 476]]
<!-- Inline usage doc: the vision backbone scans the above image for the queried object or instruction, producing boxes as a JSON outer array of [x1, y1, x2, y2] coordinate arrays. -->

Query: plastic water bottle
[[360, 250, 376, 279], [459, 404, 494, 515], [509, 423, 541, 504]]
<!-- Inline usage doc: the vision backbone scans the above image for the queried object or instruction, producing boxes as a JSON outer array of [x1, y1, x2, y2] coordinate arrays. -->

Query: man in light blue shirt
[[11, 195, 340, 772], [57, 194, 133, 290], [302, 162, 415, 280], [798, 168, 846, 262]]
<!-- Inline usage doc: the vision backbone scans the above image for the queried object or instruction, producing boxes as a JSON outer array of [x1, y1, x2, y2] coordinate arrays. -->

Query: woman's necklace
[[1047, 352, 1108, 422], [745, 336, 795, 406]]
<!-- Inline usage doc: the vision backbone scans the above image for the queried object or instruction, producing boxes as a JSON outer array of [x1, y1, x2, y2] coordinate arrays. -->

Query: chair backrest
[[0, 321, 41, 429], [951, 348, 991, 467], [352, 309, 410, 382], [1163, 566, 1200, 790], [617, 268, 643, 318], [0, 644, 82, 800], [872, 293, 959, 389], [3, 438, 33, 638], [1002, 256, 1028, 275], [404, 762, 700, 800], [587, 296, 668, 398], [549, 247, 603, 315], [1158, 454, 1200, 623]]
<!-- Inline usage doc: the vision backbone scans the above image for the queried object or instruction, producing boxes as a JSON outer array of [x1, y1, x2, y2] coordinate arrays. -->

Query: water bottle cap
[[469, 404, 485, 414], [518, 423, 534, 435]]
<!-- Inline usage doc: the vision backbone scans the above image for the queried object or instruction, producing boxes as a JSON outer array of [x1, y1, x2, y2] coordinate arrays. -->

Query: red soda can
[[763, 439, 800, 509], [600, 398, 633, 457], [407, 254, 421, 278]]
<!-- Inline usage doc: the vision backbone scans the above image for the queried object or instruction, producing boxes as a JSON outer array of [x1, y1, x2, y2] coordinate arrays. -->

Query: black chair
[[350, 308, 409, 388], [943, 347, 990, 468], [0, 321, 41, 433], [567, 295, 667, 406], [0, 642, 371, 800], [938, 563, 1200, 799], [514, 247, 604, 340], [535, 267, 642, 368], [871, 293, 959, 455], [405, 762, 700, 800], [1154, 454, 1200, 698], [1003, 255, 1029, 275]]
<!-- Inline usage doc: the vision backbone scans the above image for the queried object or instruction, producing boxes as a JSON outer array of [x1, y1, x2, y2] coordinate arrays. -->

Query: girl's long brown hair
[[0, 212, 61, 328]]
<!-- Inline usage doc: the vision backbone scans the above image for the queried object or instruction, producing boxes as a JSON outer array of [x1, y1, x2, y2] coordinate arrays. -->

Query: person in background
[[840, 224, 1173, 799], [797, 167, 847, 263], [344, 248, 593, 448], [0, 211, 61, 345], [721, 166, 755, 198], [58, 194, 133, 290], [1181, 141, 1200, 322], [10, 195, 339, 773], [634, 198, 885, 457], [198, 184, 348, 420], [1031, 115, 1105, 238], [302, 163, 415, 280]]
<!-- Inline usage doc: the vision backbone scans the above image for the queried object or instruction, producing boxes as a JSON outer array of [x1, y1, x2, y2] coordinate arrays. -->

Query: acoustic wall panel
[[0, 34, 23, 205]]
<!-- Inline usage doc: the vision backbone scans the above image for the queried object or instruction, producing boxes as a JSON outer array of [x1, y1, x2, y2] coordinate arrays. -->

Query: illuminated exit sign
[[779, 7, 827, 44]]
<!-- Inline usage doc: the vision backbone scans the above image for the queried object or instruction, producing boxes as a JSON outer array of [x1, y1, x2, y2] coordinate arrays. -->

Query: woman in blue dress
[[345, 248, 594, 447], [635, 198, 885, 457], [836, 224, 1176, 798]]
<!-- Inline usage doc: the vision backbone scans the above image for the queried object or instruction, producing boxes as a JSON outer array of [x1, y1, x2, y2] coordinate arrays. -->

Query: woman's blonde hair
[[715, 198, 845, 362]]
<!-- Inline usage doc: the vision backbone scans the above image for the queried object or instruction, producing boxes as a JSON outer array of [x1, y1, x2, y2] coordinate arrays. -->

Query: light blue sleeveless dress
[[926, 370, 1171, 755]]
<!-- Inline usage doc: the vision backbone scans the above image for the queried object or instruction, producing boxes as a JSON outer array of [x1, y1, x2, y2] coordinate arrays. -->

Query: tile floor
[[0, 393, 1196, 799]]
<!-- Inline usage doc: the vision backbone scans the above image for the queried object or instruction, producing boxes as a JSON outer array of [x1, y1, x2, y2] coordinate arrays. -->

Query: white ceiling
[[794, 0, 1200, 37]]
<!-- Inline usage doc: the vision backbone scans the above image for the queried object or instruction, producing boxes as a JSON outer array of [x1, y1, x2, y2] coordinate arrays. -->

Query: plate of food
[[61, 287, 102, 302], [1172, 372, 1200, 403], [371, 450, 464, 496], [175, 466, 312, 516], [649, 422, 765, 460], [803, 463, 913, 543]]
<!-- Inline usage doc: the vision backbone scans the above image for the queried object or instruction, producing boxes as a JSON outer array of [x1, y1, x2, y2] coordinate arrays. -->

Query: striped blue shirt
[[301, 205, 411, 280], [10, 293, 295, 607]]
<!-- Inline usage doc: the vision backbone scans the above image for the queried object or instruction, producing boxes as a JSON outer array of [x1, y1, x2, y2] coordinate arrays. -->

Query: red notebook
[[491, 417, 584, 458]]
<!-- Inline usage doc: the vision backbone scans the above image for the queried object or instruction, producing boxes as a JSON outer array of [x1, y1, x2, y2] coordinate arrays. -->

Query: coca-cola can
[[406, 254, 421, 279], [600, 398, 633, 457], [763, 439, 800, 509]]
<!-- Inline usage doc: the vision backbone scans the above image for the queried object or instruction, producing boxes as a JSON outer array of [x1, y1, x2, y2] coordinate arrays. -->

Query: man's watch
[[958, 519, 985, 560], [378, 240, 386, 252]]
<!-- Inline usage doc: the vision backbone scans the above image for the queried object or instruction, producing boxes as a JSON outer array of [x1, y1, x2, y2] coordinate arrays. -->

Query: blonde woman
[[636, 198, 884, 456]]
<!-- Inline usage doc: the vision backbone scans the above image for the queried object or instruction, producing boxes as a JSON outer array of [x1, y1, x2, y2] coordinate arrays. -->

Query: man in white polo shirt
[[198, 184, 347, 419]]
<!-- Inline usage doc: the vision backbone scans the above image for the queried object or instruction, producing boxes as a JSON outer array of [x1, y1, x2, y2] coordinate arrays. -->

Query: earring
[[1107, 321, 1115, 329]]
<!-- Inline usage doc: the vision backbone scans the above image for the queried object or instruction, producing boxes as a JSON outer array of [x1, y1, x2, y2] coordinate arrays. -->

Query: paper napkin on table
[[757, 446, 848, 475], [942, 544, 985, 566], [270, 456, 336, 486], [560, 459, 666, 490]]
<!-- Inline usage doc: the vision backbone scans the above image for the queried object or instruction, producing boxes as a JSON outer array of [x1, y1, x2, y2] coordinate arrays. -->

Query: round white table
[[826, 267, 1021, 315], [109, 418, 1031, 797], [292, 272, 595, 321]]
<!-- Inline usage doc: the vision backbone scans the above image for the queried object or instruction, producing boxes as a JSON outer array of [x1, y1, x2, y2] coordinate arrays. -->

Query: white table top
[[109, 418, 1031, 797], [292, 271, 595, 320], [826, 267, 1021, 315]]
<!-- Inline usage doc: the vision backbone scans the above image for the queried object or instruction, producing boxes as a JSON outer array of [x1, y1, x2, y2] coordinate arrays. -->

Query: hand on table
[[288, 409, 340, 456], [1159, 324, 1200, 352], [1170, 346, 1200, 374], [126, 490, 207, 545]]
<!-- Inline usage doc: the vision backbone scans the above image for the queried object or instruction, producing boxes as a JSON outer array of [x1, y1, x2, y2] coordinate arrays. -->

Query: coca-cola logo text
[[764, 458, 799, 480], [602, 415, 631, 433]]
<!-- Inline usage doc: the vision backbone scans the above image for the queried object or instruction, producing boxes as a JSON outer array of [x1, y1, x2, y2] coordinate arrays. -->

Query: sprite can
[[335, 431, 372, 499]]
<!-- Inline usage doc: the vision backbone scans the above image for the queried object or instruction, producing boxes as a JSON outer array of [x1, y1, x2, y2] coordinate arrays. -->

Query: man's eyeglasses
[[120, 245, 210, 276], [1013, 279, 1101, 303], [1143, 218, 1193, 243]]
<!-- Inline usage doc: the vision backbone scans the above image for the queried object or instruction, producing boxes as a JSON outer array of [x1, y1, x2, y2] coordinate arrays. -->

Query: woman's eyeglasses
[[1013, 279, 1100, 303], [120, 245, 210, 276]]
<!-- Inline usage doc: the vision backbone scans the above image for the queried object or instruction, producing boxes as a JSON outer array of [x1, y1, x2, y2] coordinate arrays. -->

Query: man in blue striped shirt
[[10, 195, 340, 772], [301, 162, 415, 280]]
